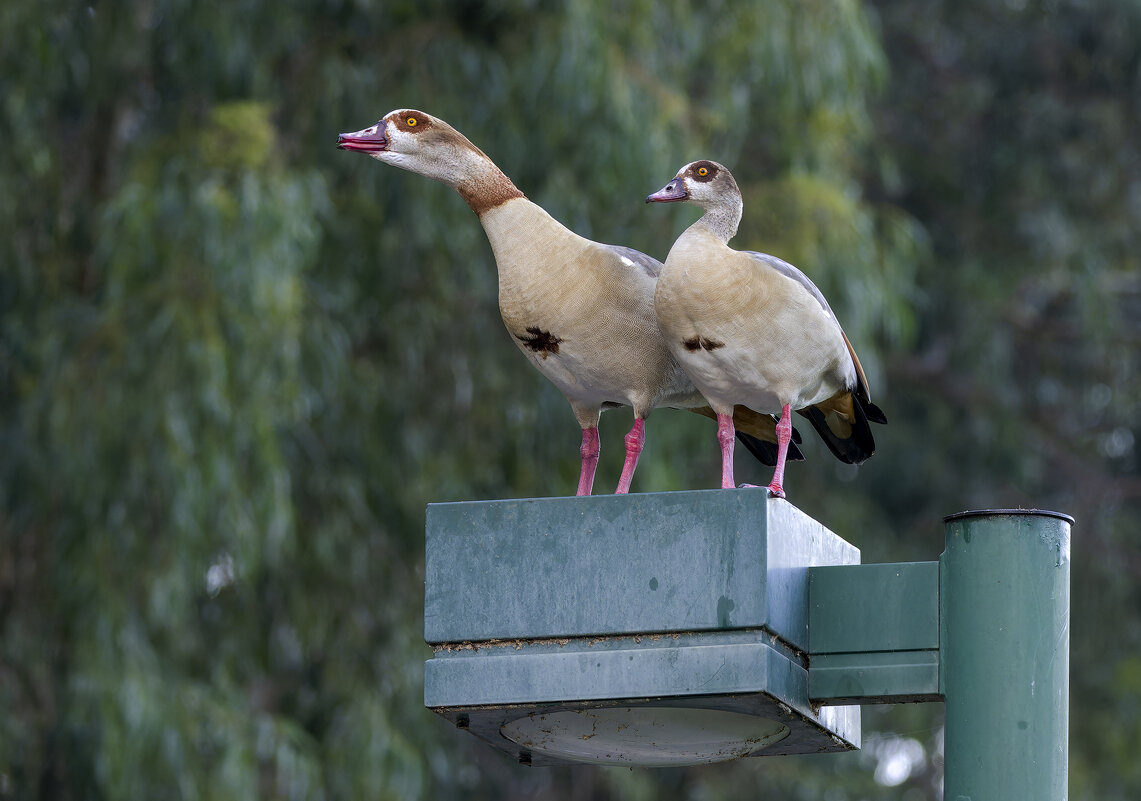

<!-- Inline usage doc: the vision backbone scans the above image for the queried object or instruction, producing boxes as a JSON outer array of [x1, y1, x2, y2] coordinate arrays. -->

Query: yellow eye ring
[[407, 117, 418, 127], [697, 167, 709, 176]]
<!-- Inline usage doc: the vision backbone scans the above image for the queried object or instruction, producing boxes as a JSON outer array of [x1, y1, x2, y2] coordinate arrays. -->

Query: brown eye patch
[[690, 161, 718, 182], [393, 112, 432, 132]]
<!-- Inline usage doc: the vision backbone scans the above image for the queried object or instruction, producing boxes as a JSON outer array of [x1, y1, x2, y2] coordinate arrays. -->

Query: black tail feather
[[799, 395, 881, 465], [864, 400, 888, 425], [737, 426, 805, 467]]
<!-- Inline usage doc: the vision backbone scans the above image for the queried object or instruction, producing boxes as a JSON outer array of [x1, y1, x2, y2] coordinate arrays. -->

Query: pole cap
[[943, 508, 1074, 525]]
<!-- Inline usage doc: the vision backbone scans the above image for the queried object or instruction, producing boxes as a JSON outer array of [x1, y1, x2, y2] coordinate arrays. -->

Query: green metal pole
[[941, 509, 1072, 801]]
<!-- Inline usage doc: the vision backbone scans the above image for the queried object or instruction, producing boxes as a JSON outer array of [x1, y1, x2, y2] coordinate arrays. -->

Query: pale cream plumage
[[337, 111, 797, 494], [647, 160, 886, 497]]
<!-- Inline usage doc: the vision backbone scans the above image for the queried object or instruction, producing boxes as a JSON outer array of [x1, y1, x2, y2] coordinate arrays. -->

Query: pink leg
[[716, 413, 735, 489], [767, 403, 792, 498], [614, 418, 646, 494], [576, 427, 600, 496]]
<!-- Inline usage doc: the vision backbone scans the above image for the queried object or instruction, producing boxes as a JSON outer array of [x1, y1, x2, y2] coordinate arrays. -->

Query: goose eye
[[406, 117, 418, 127], [697, 166, 709, 177]]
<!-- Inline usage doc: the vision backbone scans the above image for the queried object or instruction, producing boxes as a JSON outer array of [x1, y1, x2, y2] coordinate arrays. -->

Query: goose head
[[646, 160, 743, 241], [337, 109, 492, 188]]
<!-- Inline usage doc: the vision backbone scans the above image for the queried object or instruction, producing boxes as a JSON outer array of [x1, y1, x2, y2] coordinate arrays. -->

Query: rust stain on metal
[[434, 637, 570, 653]]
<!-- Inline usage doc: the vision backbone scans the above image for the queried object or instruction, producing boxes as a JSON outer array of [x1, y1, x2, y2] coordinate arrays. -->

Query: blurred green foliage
[[1, 0, 1138, 799]]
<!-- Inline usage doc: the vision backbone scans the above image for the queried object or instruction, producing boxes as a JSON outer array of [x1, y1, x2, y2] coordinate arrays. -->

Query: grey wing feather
[[609, 245, 663, 278], [744, 251, 837, 323], [744, 250, 880, 410]]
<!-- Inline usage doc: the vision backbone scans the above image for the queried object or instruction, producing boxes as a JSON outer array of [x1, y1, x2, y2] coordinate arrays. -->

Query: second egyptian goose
[[338, 111, 801, 495], [647, 160, 887, 497]]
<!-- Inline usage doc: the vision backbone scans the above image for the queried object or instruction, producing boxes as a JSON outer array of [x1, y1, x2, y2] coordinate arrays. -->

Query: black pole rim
[[943, 508, 1075, 525]]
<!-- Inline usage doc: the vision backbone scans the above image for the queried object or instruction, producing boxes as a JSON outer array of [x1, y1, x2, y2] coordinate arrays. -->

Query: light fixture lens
[[501, 706, 790, 766]]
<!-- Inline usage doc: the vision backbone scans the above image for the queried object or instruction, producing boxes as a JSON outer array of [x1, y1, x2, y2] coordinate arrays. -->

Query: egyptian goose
[[338, 111, 801, 494], [646, 160, 887, 497]]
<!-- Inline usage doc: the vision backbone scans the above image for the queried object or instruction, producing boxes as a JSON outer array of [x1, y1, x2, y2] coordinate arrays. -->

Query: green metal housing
[[808, 562, 941, 703], [424, 490, 860, 765], [423, 491, 1071, 797]]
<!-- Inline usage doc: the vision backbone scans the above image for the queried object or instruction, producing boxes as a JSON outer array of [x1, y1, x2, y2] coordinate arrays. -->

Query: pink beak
[[337, 123, 387, 153], [645, 178, 688, 203]]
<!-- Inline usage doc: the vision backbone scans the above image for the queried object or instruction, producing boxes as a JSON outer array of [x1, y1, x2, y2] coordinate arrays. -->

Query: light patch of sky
[[206, 553, 235, 597], [866, 734, 927, 787]]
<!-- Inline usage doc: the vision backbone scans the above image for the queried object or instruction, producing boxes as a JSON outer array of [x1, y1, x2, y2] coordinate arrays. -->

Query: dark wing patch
[[683, 336, 725, 352], [516, 327, 563, 358]]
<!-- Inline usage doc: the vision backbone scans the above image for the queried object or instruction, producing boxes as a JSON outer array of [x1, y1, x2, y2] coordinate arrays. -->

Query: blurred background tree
[[1, 0, 1137, 798]]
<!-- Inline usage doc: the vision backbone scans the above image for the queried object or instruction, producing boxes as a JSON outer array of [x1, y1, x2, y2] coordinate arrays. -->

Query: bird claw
[[733, 482, 785, 499]]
